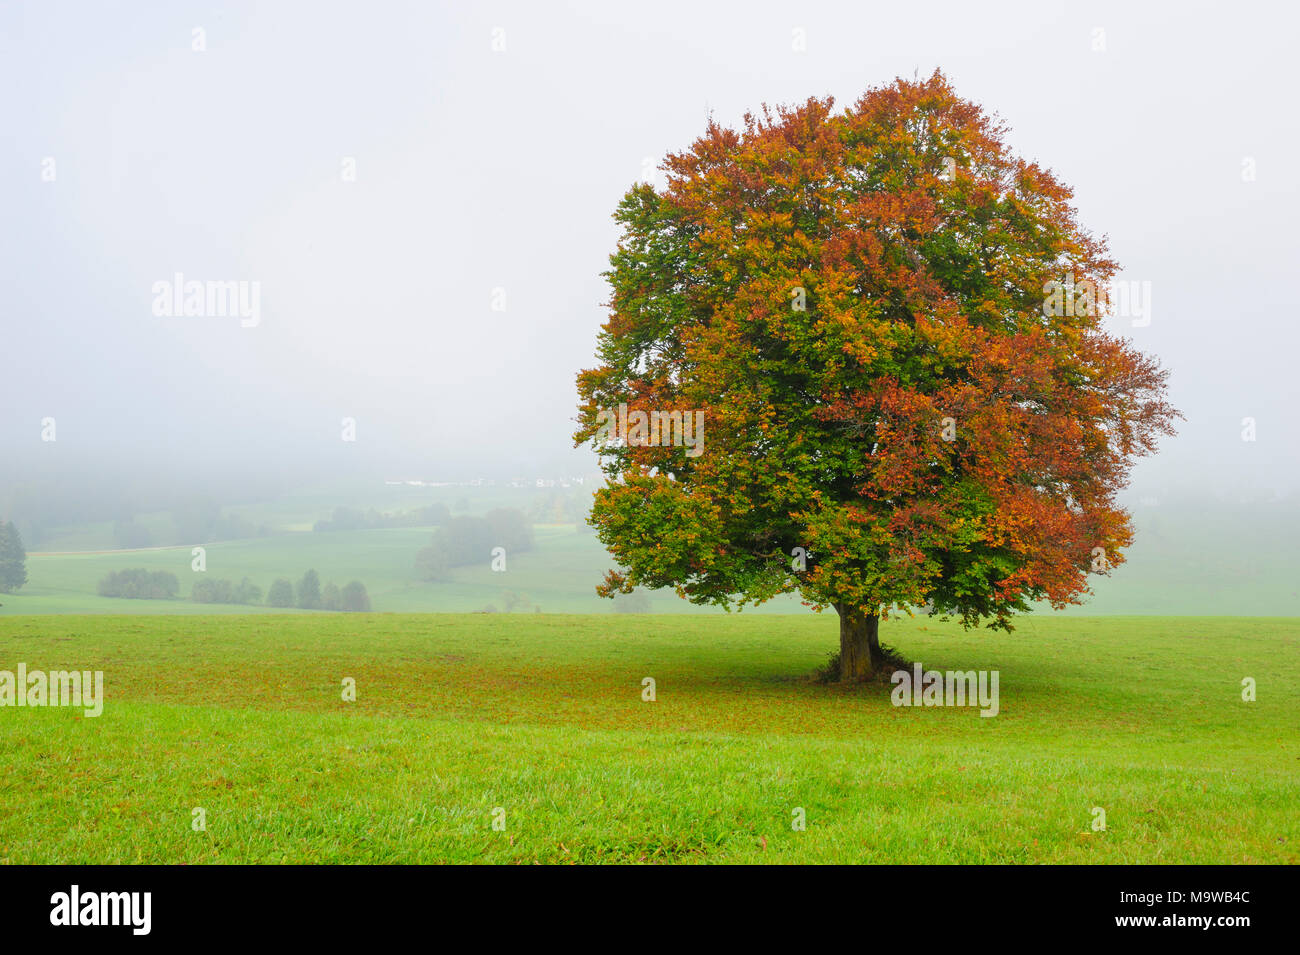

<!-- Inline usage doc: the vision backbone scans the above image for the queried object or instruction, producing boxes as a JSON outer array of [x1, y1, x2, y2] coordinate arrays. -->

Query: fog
[[4, 0, 1298, 520]]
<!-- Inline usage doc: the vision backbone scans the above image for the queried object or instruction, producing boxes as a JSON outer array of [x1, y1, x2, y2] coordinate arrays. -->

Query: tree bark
[[836, 604, 883, 681]]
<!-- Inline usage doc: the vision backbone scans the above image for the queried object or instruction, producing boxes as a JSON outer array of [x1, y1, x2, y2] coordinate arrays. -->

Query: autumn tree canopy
[[575, 71, 1178, 681]]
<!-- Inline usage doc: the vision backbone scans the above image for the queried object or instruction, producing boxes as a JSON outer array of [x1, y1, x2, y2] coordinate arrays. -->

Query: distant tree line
[[265, 569, 371, 612], [414, 509, 533, 580], [93, 566, 370, 611], [313, 504, 450, 533], [97, 568, 179, 599], [191, 576, 263, 605]]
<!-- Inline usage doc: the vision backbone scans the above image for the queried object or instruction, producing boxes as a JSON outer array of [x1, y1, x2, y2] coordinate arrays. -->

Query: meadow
[[5, 524, 807, 616], [8, 482, 1296, 617], [0, 612, 1294, 864]]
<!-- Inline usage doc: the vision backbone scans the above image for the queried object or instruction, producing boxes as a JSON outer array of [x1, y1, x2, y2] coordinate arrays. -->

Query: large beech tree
[[575, 72, 1178, 681]]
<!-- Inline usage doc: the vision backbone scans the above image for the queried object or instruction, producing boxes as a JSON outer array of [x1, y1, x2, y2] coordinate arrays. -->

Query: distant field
[[0, 613, 1294, 863], [8, 487, 1298, 616], [6, 525, 806, 616], [28, 481, 583, 552]]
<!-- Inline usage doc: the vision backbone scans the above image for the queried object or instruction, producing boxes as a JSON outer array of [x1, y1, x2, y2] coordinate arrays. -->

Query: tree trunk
[[836, 604, 883, 682]]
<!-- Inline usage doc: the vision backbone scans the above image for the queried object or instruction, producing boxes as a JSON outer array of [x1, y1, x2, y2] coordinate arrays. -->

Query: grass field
[[1, 612, 1294, 864], [8, 515, 1299, 618], [9, 478, 1299, 618], [4, 525, 807, 616]]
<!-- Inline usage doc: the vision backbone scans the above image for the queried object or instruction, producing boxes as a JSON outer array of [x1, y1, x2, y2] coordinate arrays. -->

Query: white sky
[[3, 0, 1297, 494]]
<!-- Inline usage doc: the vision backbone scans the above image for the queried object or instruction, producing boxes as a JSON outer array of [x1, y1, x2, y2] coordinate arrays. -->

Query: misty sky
[[3, 0, 1297, 495]]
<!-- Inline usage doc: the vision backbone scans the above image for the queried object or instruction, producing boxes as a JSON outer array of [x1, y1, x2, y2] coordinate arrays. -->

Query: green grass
[[0, 613, 1294, 864]]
